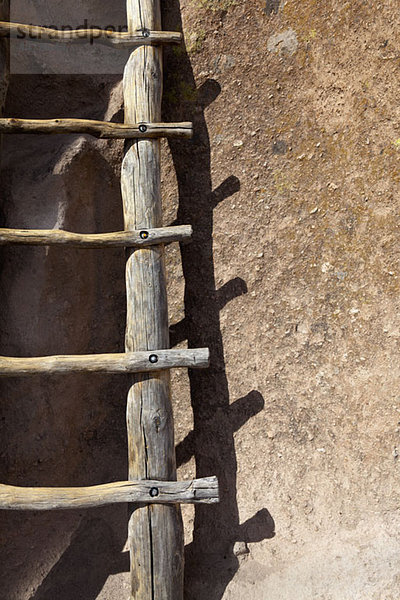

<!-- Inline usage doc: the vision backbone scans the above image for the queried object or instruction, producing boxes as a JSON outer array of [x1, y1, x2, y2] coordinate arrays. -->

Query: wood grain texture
[[122, 0, 186, 598], [0, 118, 193, 139], [0, 348, 210, 376], [0, 477, 219, 510], [0, 225, 192, 247], [0, 21, 181, 47]]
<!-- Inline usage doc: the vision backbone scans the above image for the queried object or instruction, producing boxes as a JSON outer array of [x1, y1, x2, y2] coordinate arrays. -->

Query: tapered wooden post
[[122, 0, 184, 598]]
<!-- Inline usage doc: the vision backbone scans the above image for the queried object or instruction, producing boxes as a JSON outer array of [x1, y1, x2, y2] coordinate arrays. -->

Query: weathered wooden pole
[[0, 348, 209, 375], [0, 476, 219, 510], [122, 0, 184, 598], [0, 21, 182, 46], [0, 117, 192, 138], [0, 224, 192, 247]]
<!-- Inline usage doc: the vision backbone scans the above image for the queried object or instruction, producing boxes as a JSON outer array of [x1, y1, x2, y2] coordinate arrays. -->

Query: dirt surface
[[1, 1, 400, 599]]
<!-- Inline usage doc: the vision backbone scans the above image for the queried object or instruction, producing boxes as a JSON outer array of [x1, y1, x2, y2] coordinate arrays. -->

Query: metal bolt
[[142, 28, 150, 38], [149, 354, 158, 364], [139, 124, 147, 133], [149, 487, 159, 497], [140, 230, 149, 240]]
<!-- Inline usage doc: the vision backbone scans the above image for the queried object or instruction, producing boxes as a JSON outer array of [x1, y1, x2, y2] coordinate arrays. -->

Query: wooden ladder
[[0, 2, 219, 599]]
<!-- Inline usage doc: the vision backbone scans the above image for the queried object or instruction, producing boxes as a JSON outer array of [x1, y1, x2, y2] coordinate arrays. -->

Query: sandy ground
[[1, 0, 400, 598]]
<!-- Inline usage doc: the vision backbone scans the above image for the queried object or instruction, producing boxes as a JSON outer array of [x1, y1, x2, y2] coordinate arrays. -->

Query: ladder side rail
[[122, 0, 185, 598]]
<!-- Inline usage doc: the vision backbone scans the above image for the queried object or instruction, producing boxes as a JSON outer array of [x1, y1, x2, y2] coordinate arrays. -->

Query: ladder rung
[[0, 476, 219, 510], [0, 118, 193, 139], [0, 21, 182, 47], [0, 225, 192, 247], [0, 348, 209, 376]]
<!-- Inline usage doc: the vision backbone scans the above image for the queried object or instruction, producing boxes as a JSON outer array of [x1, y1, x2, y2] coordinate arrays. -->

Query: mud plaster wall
[[1, 1, 400, 599]]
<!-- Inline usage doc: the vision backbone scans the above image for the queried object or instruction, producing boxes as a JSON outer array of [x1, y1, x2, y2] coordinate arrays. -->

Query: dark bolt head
[[140, 230, 149, 240], [149, 354, 158, 364], [142, 28, 150, 38], [139, 124, 147, 133], [149, 487, 159, 498]]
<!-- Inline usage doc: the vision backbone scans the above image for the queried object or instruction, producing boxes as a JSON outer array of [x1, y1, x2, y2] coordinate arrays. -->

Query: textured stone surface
[[9, 0, 131, 74], [1, 1, 400, 599]]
